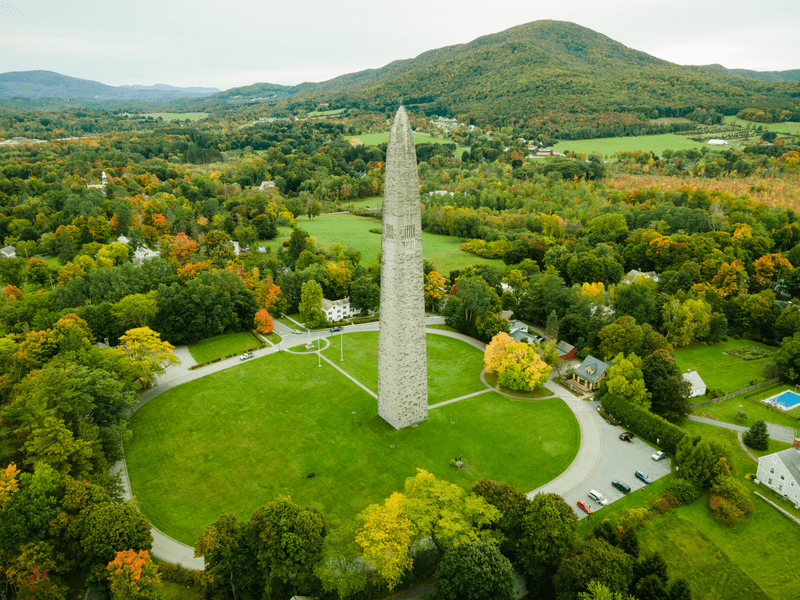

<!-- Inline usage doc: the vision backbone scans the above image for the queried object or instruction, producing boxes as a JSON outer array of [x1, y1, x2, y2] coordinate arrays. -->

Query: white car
[[239, 352, 254, 360], [651, 451, 666, 461], [588, 489, 609, 506]]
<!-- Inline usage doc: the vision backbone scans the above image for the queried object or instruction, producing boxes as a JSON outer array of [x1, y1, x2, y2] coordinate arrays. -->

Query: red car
[[576, 500, 593, 514]]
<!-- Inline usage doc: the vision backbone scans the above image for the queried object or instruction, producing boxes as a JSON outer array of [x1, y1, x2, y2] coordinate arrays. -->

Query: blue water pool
[[762, 390, 800, 411]]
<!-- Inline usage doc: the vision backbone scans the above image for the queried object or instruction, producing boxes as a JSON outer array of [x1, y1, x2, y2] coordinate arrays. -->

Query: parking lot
[[562, 401, 673, 520]]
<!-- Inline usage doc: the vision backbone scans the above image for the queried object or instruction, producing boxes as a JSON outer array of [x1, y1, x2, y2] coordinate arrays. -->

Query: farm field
[[187, 331, 262, 364], [261, 213, 502, 273], [723, 116, 800, 135], [306, 108, 346, 118], [553, 133, 704, 156], [673, 339, 775, 394], [351, 131, 469, 157], [349, 196, 382, 209], [322, 331, 487, 404], [125, 346, 580, 545], [141, 112, 208, 121]]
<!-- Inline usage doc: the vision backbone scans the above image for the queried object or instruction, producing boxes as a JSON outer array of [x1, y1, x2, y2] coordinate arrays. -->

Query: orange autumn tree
[[106, 550, 163, 600], [754, 253, 793, 289], [256, 276, 285, 314], [4, 284, 23, 301], [254, 310, 274, 335]]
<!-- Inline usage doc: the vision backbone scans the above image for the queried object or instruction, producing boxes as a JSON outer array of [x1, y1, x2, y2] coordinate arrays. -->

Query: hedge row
[[601, 394, 687, 454], [188, 344, 265, 370]]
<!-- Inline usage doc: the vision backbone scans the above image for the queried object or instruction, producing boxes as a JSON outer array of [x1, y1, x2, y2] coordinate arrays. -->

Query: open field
[[723, 116, 800, 135], [306, 108, 346, 118], [261, 213, 502, 273], [693, 382, 800, 432], [322, 331, 487, 404], [187, 331, 261, 364], [350, 132, 469, 157], [141, 112, 208, 122], [553, 134, 704, 156], [126, 347, 580, 545], [349, 196, 382, 209], [674, 339, 775, 394]]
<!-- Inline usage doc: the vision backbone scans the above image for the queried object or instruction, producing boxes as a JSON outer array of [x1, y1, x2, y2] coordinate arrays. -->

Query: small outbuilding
[[556, 340, 577, 360], [682, 369, 707, 398], [0, 245, 16, 259]]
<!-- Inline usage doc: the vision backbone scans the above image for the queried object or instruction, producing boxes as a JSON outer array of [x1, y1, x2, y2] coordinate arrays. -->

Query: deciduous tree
[[254, 310, 274, 335], [355, 492, 414, 590], [117, 327, 180, 389], [299, 280, 324, 328], [433, 542, 514, 600], [106, 550, 163, 600]]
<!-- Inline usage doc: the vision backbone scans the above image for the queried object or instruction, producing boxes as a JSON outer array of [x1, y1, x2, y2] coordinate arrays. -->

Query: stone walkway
[[121, 322, 602, 569], [688, 415, 797, 443]]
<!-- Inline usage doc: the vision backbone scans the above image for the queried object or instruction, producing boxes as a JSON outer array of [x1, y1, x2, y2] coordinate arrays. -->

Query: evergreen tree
[[546, 309, 560, 340], [743, 419, 769, 451]]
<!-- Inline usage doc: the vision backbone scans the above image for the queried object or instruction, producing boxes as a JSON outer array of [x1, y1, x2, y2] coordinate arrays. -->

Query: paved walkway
[[688, 415, 797, 443], [121, 321, 601, 568]]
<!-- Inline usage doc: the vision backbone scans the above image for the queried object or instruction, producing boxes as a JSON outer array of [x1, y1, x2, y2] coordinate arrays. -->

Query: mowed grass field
[[142, 112, 208, 122], [351, 132, 469, 157], [187, 331, 261, 364], [125, 346, 580, 545], [693, 382, 800, 432], [674, 339, 775, 394], [553, 134, 703, 156], [322, 331, 487, 404], [262, 213, 502, 273], [723, 116, 800, 135]]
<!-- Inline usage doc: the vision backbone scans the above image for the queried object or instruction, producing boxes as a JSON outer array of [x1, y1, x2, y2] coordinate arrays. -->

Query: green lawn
[[162, 582, 202, 600], [262, 213, 502, 273], [322, 331, 487, 404], [674, 339, 775, 394], [349, 196, 382, 209], [187, 331, 261, 364], [306, 108, 346, 118], [126, 347, 579, 545], [553, 134, 704, 156], [350, 132, 468, 158], [142, 112, 208, 122], [693, 383, 800, 432], [723, 116, 800, 135]]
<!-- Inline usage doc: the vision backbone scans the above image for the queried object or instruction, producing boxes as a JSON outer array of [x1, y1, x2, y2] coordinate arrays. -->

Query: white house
[[0, 245, 16, 259], [757, 445, 800, 507], [321, 297, 360, 322], [257, 181, 276, 191], [133, 246, 160, 265], [682, 370, 707, 398]]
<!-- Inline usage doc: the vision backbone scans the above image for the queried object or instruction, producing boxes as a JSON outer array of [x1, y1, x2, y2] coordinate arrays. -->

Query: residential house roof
[[510, 330, 532, 344], [575, 355, 609, 383], [682, 370, 706, 396], [556, 341, 575, 355]]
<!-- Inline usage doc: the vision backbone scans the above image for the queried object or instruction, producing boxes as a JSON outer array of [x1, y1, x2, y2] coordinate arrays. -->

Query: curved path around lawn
[[119, 319, 600, 568]]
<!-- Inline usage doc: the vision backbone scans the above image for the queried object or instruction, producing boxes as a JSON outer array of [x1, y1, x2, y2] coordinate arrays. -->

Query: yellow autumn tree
[[117, 327, 181, 389], [0, 463, 19, 510], [754, 253, 793, 288], [710, 260, 748, 297], [484, 332, 516, 374], [424, 270, 448, 312], [496, 344, 552, 392], [580, 281, 605, 304], [355, 492, 414, 590]]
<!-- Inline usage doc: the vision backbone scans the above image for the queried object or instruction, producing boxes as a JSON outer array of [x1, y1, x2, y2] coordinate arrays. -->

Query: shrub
[[709, 495, 745, 526], [601, 394, 686, 454], [618, 508, 656, 533], [667, 479, 702, 505], [734, 410, 748, 423]]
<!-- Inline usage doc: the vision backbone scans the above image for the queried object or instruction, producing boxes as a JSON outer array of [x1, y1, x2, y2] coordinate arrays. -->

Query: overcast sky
[[1, 0, 798, 91]]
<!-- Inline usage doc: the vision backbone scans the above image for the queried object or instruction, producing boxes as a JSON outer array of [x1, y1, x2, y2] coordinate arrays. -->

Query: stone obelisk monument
[[377, 107, 428, 429]]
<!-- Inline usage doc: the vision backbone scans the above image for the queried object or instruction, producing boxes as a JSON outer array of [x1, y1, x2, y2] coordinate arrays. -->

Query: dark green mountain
[[210, 21, 799, 127]]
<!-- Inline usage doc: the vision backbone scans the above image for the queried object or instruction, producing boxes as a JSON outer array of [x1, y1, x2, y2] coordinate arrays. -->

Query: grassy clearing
[[126, 348, 579, 544], [693, 382, 800, 432], [723, 116, 800, 135], [306, 108, 346, 118], [673, 339, 775, 394], [262, 213, 502, 273], [322, 331, 487, 404], [349, 196, 382, 209], [142, 112, 208, 122], [553, 134, 703, 156], [187, 331, 261, 363], [162, 582, 202, 600], [350, 132, 468, 157]]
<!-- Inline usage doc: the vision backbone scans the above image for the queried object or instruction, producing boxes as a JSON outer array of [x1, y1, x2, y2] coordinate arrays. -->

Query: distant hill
[[702, 64, 800, 83], [207, 21, 800, 127], [0, 71, 220, 100]]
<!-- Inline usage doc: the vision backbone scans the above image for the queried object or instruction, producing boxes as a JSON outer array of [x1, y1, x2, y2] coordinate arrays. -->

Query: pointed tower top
[[388, 106, 415, 165]]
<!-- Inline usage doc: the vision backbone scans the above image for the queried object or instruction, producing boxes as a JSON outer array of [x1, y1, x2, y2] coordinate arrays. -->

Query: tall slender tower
[[377, 107, 428, 429]]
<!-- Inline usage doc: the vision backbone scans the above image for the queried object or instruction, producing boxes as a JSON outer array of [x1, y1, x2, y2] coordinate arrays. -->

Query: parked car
[[619, 432, 634, 442], [239, 352, 254, 360], [635, 471, 652, 484], [651, 451, 666, 461], [576, 500, 593, 514], [291, 329, 302, 334], [588, 490, 609, 506], [612, 480, 631, 494], [330, 326, 342, 333]]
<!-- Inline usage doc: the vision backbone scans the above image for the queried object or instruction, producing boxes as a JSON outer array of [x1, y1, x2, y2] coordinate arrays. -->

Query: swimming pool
[[762, 390, 800, 411]]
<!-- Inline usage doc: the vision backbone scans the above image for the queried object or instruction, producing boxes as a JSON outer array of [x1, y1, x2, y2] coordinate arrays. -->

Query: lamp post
[[340, 332, 344, 362], [317, 338, 321, 367]]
